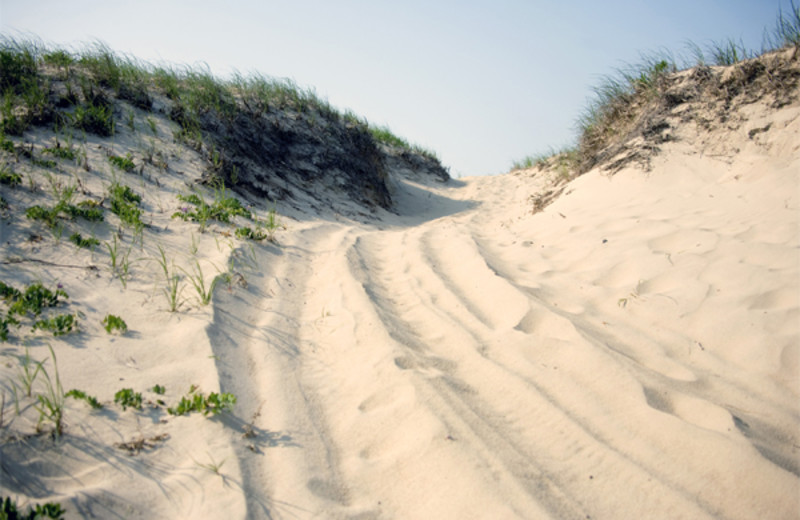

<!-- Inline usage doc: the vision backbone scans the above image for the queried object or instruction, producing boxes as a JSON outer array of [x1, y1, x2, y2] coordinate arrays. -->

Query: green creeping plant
[[167, 389, 236, 416], [66, 389, 103, 409], [8, 282, 68, 318], [1, 495, 66, 519], [102, 314, 127, 334], [69, 232, 100, 249], [114, 388, 142, 410], [32, 313, 77, 336]]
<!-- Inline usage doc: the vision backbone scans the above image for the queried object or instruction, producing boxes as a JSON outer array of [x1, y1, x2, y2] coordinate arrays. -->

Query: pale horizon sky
[[0, 1, 788, 176]]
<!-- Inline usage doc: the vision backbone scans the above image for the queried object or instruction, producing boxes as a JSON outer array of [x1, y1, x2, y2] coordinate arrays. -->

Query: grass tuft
[[108, 182, 144, 230], [768, 0, 800, 49], [108, 153, 135, 172], [181, 259, 219, 306], [69, 232, 100, 249], [516, 3, 800, 177], [172, 184, 249, 231], [34, 345, 66, 437], [155, 245, 183, 312]]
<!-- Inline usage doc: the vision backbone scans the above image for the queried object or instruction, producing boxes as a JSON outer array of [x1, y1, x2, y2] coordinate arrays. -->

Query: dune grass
[[769, 0, 800, 49], [369, 124, 441, 161], [511, 146, 578, 173], [0, 35, 444, 177], [515, 2, 800, 176], [575, 3, 800, 171]]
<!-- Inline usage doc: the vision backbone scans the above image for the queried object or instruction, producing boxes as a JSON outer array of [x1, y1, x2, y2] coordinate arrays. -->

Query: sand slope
[[2, 70, 799, 519], [211, 97, 799, 518]]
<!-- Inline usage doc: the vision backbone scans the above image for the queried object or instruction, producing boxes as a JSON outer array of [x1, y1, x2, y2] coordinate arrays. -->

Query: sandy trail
[[210, 115, 799, 518], [1, 65, 798, 520]]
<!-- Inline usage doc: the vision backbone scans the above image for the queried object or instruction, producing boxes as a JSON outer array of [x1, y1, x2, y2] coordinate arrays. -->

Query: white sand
[[1, 71, 798, 519]]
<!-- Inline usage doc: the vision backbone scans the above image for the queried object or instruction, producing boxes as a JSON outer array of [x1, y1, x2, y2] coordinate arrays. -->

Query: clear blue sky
[[0, 1, 787, 176]]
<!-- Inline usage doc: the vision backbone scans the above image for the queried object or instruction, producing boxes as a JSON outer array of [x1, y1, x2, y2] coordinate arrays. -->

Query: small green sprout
[[69, 232, 100, 249], [66, 389, 103, 409], [102, 314, 127, 334], [114, 388, 142, 410]]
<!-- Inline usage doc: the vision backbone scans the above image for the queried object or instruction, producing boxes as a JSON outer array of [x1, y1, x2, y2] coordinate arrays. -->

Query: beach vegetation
[[167, 388, 236, 416], [172, 183, 249, 232], [32, 313, 77, 336], [105, 233, 133, 288], [146, 116, 158, 135], [69, 232, 100, 249], [69, 100, 115, 136], [235, 226, 267, 241], [0, 168, 22, 186], [140, 139, 168, 170], [194, 453, 226, 476], [12, 348, 43, 398], [7, 282, 68, 318], [42, 144, 76, 161], [0, 281, 19, 302], [65, 389, 103, 409], [513, 2, 800, 176], [78, 42, 152, 110], [155, 245, 183, 312], [31, 157, 58, 169], [773, 0, 800, 47], [181, 259, 220, 306], [33, 346, 66, 437], [25, 204, 60, 228], [108, 152, 135, 172], [42, 48, 73, 68], [25, 176, 102, 229], [114, 388, 143, 411], [0, 496, 66, 519], [1, 35, 447, 209], [1, 282, 72, 341], [510, 153, 550, 171], [512, 146, 579, 174], [102, 314, 127, 334], [108, 181, 144, 230], [64, 200, 104, 222], [44, 174, 76, 206], [125, 107, 136, 131], [0, 132, 15, 154], [707, 39, 751, 65], [236, 207, 281, 242], [369, 124, 441, 161], [0, 316, 14, 342]]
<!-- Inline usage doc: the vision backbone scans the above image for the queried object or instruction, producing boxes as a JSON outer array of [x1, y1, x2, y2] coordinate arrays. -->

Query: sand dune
[[2, 58, 799, 519], [212, 115, 800, 518]]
